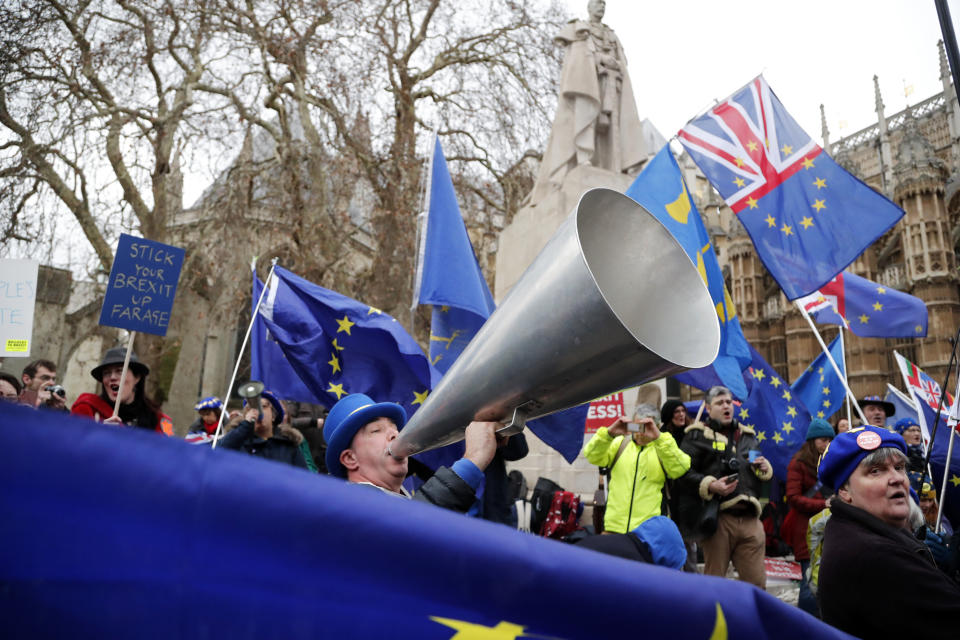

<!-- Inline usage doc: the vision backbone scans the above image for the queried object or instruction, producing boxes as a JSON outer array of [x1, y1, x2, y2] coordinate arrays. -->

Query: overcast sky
[[562, 0, 958, 145]]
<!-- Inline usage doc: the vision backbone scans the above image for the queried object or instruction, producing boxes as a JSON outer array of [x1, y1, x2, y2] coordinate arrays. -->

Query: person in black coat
[[218, 389, 309, 470], [481, 433, 528, 525], [816, 425, 960, 639], [323, 393, 498, 513]]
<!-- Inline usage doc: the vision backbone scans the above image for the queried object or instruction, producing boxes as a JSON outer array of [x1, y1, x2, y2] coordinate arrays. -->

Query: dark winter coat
[[412, 466, 479, 513], [481, 434, 529, 525], [676, 419, 772, 538], [783, 454, 828, 561], [218, 419, 309, 470], [819, 499, 960, 639]]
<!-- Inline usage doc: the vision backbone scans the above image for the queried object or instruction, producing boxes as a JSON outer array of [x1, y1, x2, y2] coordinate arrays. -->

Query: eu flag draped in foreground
[[627, 145, 751, 400], [0, 405, 852, 639], [791, 336, 845, 421], [414, 136, 587, 463], [678, 76, 904, 300], [259, 265, 437, 415], [740, 345, 810, 480], [251, 266, 319, 404], [796, 271, 928, 338]]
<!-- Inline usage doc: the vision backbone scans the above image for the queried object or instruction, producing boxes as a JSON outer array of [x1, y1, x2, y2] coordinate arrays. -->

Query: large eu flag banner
[[678, 76, 903, 300], [416, 136, 587, 463], [259, 265, 438, 416], [0, 404, 852, 639], [740, 345, 810, 480], [790, 336, 846, 421], [627, 145, 751, 400], [795, 271, 927, 338], [251, 266, 320, 404]]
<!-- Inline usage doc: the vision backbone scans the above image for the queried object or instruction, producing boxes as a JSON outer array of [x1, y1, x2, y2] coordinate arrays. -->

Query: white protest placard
[[0, 259, 39, 357]]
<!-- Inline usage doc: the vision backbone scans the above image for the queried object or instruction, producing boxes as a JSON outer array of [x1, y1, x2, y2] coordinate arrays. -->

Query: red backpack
[[539, 490, 581, 539]]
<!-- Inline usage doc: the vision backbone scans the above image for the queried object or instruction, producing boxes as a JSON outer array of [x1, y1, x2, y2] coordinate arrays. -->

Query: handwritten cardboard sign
[[98, 234, 185, 336], [0, 259, 39, 356]]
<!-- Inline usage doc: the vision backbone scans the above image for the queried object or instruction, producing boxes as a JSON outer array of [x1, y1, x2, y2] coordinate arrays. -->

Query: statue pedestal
[[494, 164, 633, 302]]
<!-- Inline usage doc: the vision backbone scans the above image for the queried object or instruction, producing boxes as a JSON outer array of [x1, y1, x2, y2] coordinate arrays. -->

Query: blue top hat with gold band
[[324, 393, 407, 478], [817, 425, 906, 492]]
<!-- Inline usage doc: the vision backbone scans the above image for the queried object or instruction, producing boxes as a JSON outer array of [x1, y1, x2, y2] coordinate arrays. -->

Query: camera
[[44, 384, 66, 399], [723, 457, 741, 473]]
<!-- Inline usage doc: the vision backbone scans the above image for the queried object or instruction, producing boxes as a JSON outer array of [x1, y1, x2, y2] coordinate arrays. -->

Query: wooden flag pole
[[111, 331, 137, 418], [212, 259, 278, 449], [795, 300, 868, 424]]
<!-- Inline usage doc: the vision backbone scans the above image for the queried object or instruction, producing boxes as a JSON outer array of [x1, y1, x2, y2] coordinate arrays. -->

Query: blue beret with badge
[[817, 425, 907, 492]]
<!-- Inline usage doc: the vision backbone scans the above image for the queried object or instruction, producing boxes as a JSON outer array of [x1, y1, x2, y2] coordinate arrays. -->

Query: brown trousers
[[701, 511, 766, 589]]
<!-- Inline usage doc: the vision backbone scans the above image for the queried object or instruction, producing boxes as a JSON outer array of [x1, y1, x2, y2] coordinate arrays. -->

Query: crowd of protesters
[[4, 347, 960, 636]]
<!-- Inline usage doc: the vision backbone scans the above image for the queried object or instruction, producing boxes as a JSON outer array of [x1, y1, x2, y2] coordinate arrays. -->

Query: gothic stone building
[[684, 41, 960, 403]]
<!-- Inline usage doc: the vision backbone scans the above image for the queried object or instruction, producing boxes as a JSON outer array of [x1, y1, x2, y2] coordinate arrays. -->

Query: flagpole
[[411, 129, 439, 317], [840, 326, 852, 426], [212, 258, 278, 449], [935, 374, 960, 534], [795, 300, 868, 424]]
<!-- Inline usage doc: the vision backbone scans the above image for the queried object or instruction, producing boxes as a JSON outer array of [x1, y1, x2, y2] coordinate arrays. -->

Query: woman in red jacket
[[783, 417, 833, 617], [71, 347, 173, 435]]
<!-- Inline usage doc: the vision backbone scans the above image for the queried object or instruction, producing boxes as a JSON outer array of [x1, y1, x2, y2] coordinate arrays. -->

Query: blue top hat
[[323, 393, 407, 478]]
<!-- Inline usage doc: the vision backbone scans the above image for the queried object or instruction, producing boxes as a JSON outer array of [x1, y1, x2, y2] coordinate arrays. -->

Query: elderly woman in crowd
[[783, 418, 833, 617], [816, 425, 960, 638], [70, 347, 173, 435]]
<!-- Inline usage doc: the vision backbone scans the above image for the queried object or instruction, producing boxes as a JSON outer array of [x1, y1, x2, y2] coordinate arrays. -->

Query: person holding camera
[[677, 386, 773, 588], [582, 403, 690, 534], [20, 359, 67, 411]]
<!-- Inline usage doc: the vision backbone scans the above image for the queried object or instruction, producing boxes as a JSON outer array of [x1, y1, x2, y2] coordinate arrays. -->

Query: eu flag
[[915, 398, 960, 529], [251, 266, 320, 404], [740, 345, 810, 480], [678, 76, 904, 300], [790, 336, 845, 421], [259, 265, 437, 416], [795, 271, 927, 338], [627, 145, 751, 400], [415, 136, 587, 463], [0, 404, 853, 640]]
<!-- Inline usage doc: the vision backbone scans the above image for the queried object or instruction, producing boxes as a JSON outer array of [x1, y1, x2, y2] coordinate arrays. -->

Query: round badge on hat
[[856, 430, 882, 451]]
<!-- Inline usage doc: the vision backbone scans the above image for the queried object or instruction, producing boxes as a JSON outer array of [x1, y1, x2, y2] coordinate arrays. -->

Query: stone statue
[[530, 0, 647, 204]]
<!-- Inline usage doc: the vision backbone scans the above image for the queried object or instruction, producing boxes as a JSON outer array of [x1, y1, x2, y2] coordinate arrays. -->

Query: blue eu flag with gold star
[[627, 145, 751, 400], [740, 345, 810, 480], [678, 76, 904, 300], [257, 265, 437, 416], [791, 336, 846, 421], [415, 136, 587, 463]]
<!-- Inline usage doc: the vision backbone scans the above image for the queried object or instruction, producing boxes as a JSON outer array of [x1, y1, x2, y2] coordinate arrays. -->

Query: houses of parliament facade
[[679, 41, 960, 401]]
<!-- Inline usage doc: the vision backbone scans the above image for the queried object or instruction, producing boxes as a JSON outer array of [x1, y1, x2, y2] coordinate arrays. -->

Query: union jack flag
[[678, 76, 904, 300]]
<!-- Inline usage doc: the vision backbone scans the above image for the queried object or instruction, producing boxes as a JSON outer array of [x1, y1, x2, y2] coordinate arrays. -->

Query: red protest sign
[[584, 393, 625, 434]]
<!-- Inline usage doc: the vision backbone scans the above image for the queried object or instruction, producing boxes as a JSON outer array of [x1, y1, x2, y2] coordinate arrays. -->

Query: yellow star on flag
[[773, 432, 784, 444], [812, 199, 826, 212], [782, 390, 792, 402], [756, 431, 766, 442], [367, 306, 382, 315], [823, 399, 831, 408], [817, 367, 824, 374], [328, 354, 341, 374], [951, 475, 960, 487], [800, 216, 814, 229], [822, 387, 830, 395], [781, 223, 793, 236], [769, 377, 782, 388], [752, 368, 766, 381], [786, 406, 798, 417], [747, 140, 759, 152], [412, 389, 429, 405], [859, 314, 869, 324], [430, 617, 527, 640], [813, 177, 827, 189], [876, 286, 886, 294], [336, 315, 355, 335], [440, 305, 450, 313], [916, 325, 924, 333], [331, 338, 345, 351], [802, 157, 815, 169], [739, 408, 749, 420], [735, 157, 745, 167], [327, 382, 346, 399], [765, 214, 776, 228], [746, 196, 758, 209], [782, 421, 794, 433], [781, 144, 793, 154], [817, 411, 825, 418], [873, 302, 883, 311], [734, 177, 746, 188]]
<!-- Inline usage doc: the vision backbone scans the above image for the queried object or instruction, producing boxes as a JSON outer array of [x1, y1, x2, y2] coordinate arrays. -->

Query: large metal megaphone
[[391, 188, 721, 458]]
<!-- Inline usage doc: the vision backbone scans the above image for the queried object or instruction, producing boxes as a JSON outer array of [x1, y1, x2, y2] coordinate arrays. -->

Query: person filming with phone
[[583, 403, 690, 534], [677, 386, 773, 588]]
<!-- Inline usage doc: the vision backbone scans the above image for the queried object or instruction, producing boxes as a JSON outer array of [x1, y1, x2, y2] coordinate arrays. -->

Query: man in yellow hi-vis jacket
[[583, 403, 691, 533]]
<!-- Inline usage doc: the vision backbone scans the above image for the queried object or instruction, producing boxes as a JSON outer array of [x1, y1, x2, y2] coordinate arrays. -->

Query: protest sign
[[0, 259, 39, 357], [584, 392, 625, 434], [98, 235, 185, 336]]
